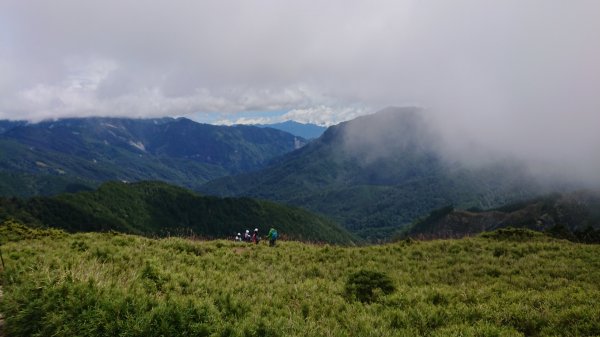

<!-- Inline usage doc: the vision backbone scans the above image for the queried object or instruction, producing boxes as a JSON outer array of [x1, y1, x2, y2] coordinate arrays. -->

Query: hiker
[[268, 227, 278, 246], [252, 228, 260, 244], [235, 233, 242, 242], [244, 229, 252, 242]]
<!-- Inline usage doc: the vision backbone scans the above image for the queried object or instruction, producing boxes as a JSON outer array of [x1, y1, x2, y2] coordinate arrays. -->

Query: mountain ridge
[[407, 190, 600, 239], [201, 107, 550, 239]]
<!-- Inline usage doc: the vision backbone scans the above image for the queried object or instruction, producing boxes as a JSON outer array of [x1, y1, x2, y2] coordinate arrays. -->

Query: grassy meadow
[[1, 224, 600, 337]]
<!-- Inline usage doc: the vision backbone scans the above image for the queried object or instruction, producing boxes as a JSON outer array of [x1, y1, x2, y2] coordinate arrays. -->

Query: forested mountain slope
[[0, 181, 356, 244], [0, 117, 305, 196]]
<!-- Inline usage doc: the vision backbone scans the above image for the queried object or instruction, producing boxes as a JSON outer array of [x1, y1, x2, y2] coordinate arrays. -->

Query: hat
[[245, 230, 249, 233], [237, 233, 241, 236], [254, 228, 258, 231]]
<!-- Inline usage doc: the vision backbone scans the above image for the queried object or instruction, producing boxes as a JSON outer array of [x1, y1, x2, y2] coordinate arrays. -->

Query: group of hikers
[[234, 227, 279, 246]]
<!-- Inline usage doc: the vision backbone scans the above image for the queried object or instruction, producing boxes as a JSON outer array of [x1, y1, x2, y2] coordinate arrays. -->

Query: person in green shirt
[[267, 228, 278, 247]]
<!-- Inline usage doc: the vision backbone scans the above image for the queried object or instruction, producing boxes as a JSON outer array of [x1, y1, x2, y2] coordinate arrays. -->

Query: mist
[[1, 0, 599, 184]]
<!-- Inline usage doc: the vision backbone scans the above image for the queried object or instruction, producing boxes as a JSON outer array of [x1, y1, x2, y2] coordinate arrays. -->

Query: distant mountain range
[[0, 181, 357, 244], [256, 120, 326, 139], [0, 109, 578, 241], [202, 107, 552, 239], [407, 190, 600, 239], [0, 117, 305, 196]]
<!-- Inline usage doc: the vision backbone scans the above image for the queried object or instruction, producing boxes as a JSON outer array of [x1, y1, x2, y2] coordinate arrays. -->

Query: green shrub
[[480, 228, 544, 241], [70, 240, 89, 252], [492, 246, 507, 257], [344, 270, 395, 303]]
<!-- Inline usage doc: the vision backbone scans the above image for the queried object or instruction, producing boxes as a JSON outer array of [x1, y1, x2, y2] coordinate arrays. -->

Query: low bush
[[344, 270, 395, 303], [480, 227, 543, 241]]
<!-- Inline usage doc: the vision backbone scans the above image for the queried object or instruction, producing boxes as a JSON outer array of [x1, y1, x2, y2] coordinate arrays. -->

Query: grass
[[1, 224, 599, 336]]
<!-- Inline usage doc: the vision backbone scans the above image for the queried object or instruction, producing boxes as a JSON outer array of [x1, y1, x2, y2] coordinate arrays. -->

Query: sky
[[1, 1, 600, 181]]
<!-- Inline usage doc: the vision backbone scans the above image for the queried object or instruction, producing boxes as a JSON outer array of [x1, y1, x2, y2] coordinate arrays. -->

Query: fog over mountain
[[1, 1, 599, 184], [343, 107, 600, 187]]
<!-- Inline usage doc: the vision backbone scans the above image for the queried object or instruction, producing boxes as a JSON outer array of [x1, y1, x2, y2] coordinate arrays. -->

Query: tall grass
[[1, 225, 599, 336]]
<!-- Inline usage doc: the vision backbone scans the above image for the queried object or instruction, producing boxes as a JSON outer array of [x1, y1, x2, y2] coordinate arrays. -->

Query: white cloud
[[1, 55, 343, 122], [283, 106, 371, 126], [214, 117, 275, 126]]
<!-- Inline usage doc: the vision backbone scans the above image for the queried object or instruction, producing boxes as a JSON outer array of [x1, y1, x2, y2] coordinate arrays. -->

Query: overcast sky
[[1, 1, 596, 123], [1, 1, 600, 181]]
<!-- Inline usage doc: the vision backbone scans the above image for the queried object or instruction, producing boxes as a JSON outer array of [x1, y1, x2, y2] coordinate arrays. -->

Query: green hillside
[[0, 171, 95, 196], [0, 139, 222, 196], [1, 224, 599, 336], [407, 191, 600, 240], [0, 181, 356, 245], [202, 107, 546, 239]]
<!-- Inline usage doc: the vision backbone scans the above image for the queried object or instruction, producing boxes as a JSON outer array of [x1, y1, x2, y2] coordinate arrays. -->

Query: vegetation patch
[[344, 270, 395, 303], [479, 227, 544, 241], [0, 218, 65, 244], [1, 224, 599, 336]]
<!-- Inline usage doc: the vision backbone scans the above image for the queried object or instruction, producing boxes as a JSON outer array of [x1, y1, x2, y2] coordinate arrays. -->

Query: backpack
[[271, 230, 278, 240]]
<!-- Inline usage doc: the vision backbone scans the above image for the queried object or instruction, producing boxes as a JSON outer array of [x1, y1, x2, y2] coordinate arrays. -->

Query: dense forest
[[0, 181, 357, 245]]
